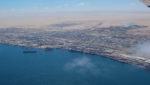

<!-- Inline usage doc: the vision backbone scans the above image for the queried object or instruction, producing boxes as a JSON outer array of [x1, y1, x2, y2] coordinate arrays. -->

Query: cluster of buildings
[[0, 25, 150, 69]]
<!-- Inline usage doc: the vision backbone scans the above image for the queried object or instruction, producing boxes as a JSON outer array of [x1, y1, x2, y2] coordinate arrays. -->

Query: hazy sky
[[0, 0, 149, 18], [0, 0, 149, 12], [0, 0, 150, 28]]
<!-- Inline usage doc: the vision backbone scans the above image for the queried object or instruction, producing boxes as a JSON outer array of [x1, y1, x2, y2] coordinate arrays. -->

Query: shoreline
[[1, 43, 150, 71], [64, 47, 150, 70]]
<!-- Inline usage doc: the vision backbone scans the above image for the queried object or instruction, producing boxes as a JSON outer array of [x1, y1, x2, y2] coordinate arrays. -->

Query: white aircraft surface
[[140, 0, 150, 7]]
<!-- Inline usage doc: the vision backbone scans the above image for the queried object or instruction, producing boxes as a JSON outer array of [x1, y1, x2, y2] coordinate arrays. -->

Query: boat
[[23, 51, 37, 53], [44, 47, 53, 51]]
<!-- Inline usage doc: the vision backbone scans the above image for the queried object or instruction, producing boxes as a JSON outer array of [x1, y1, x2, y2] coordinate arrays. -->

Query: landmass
[[0, 12, 150, 70]]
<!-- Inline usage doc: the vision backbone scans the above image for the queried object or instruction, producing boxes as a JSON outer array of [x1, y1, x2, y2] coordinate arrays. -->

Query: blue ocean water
[[0, 44, 150, 85]]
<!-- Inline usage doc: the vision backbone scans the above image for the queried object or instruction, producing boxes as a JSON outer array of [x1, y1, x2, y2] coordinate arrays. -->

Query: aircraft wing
[[140, 0, 150, 7]]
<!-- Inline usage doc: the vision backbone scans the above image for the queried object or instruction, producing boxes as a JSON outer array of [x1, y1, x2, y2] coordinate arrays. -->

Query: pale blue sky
[[0, 0, 149, 13]]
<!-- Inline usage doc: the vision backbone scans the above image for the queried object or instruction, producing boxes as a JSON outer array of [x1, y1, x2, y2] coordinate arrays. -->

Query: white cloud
[[56, 4, 69, 9], [64, 56, 100, 75], [129, 2, 138, 7], [78, 2, 87, 6], [43, 7, 49, 10], [133, 41, 150, 58]]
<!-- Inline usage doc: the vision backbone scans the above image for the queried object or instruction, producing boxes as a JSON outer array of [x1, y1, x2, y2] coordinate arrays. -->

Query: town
[[0, 23, 150, 70]]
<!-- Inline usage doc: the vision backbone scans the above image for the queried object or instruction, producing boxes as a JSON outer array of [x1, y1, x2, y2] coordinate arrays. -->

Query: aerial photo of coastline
[[0, 0, 150, 85]]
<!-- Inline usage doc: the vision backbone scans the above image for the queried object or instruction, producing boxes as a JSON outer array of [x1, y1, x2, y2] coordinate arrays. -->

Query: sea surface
[[0, 44, 150, 85]]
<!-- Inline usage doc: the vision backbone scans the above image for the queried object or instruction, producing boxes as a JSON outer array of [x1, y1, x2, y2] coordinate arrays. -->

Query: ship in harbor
[[23, 50, 37, 53], [23, 47, 37, 53]]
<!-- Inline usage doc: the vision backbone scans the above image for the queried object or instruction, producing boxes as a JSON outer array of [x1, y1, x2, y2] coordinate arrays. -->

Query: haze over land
[[0, 12, 150, 29], [0, 0, 150, 28]]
